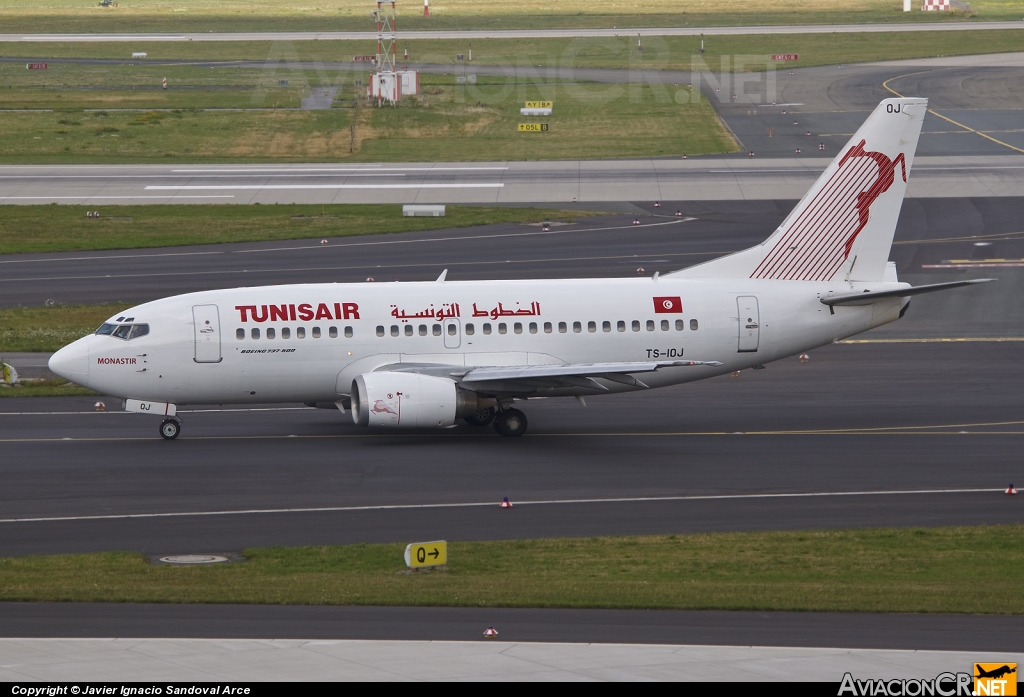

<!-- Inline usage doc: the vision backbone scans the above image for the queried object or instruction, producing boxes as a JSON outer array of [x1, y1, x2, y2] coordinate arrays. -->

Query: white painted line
[[171, 167, 509, 172], [0, 488, 1002, 524], [145, 183, 505, 190], [0, 195, 235, 200], [0, 407, 312, 416]]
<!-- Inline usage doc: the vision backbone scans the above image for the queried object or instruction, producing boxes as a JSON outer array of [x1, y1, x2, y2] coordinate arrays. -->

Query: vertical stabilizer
[[672, 98, 927, 282]]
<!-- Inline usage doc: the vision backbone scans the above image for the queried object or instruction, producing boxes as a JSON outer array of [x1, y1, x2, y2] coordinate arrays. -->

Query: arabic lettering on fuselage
[[471, 301, 541, 320], [389, 303, 461, 322]]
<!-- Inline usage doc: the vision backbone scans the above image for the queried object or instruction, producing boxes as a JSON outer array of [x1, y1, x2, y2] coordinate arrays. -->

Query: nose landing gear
[[159, 418, 181, 440], [493, 408, 528, 437]]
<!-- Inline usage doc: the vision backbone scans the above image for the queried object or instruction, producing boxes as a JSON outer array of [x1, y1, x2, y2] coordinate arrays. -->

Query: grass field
[[0, 0, 1018, 33], [1, 526, 1022, 613], [0, 378, 97, 398], [0, 204, 589, 256], [0, 303, 123, 352], [0, 64, 736, 162]]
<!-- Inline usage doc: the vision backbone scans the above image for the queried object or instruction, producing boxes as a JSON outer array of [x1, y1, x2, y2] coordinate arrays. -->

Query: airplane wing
[[820, 279, 993, 306], [379, 360, 723, 393]]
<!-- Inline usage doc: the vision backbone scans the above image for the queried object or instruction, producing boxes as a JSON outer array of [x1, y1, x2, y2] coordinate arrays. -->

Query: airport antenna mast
[[375, 0, 397, 75]]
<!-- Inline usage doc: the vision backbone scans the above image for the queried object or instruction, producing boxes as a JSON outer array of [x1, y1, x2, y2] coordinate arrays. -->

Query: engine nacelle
[[351, 372, 492, 428]]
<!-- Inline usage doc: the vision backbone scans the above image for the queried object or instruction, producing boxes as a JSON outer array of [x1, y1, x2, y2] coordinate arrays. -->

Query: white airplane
[[49, 97, 990, 439]]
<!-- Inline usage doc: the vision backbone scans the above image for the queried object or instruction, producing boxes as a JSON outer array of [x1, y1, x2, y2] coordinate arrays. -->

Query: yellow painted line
[[838, 337, 1024, 343], [893, 229, 1024, 245], [883, 71, 1024, 155]]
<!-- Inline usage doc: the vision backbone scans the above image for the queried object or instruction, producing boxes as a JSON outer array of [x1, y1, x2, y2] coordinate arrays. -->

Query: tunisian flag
[[653, 296, 682, 313]]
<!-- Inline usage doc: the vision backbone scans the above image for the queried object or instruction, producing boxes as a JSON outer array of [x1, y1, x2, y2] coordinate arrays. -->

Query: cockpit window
[[97, 322, 150, 340]]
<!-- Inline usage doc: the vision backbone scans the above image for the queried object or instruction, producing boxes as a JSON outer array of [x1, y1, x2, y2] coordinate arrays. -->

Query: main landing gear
[[493, 408, 528, 437], [159, 418, 181, 440], [463, 406, 528, 437]]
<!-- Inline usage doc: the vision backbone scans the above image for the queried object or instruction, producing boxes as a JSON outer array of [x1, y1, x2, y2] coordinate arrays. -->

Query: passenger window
[[466, 323, 475, 336], [95, 323, 117, 336], [433, 324, 442, 336], [573, 321, 582, 333], [448, 323, 458, 336], [617, 320, 626, 332], [267, 328, 276, 339], [646, 320, 655, 332], [329, 326, 338, 338], [251, 328, 260, 340], [312, 327, 321, 338], [514, 322, 522, 334], [588, 321, 596, 333], [282, 327, 291, 340], [602, 321, 611, 333], [236, 328, 245, 340], [632, 320, 640, 332], [297, 327, 306, 339], [529, 322, 538, 334], [405, 325, 413, 336], [544, 322, 552, 334], [419, 324, 427, 336], [483, 323, 492, 335], [661, 320, 669, 332], [390, 325, 399, 337], [676, 319, 684, 331], [558, 322, 567, 333], [690, 319, 699, 331], [344, 326, 353, 338], [376, 326, 385, 337], [113, 324, 132, 339], [498, 323, 507, 335], [128, 324, 149, 340]]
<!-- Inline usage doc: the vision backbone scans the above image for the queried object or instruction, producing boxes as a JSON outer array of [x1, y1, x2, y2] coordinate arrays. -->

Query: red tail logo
[[751, 139, 907, 281]]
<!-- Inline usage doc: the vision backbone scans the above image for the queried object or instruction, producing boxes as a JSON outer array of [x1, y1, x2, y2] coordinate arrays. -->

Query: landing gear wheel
[[464, 406, 496, 426], [493, 408, 528, 437], [159, 419, 180, 440]]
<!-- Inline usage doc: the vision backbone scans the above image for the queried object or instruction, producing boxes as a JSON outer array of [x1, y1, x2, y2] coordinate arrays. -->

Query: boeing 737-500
[[48, 98, 990, 439]]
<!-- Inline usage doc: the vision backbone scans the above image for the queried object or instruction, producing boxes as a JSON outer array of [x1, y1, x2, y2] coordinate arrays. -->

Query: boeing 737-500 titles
[[49, 98, 990, 439]]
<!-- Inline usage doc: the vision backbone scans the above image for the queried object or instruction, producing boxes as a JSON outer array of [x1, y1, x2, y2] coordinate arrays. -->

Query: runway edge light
[[1007, 483, 1018, 495], [483, 626, 499, 638], [500, 496, 512, 509]]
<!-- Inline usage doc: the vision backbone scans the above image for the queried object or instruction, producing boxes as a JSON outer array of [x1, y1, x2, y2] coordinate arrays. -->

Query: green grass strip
[[0, 204, 591, 255], [2, 526, 1022, 613]]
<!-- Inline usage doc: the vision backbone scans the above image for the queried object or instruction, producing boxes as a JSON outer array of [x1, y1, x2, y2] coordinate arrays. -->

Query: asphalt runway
[[2, 604, 1023, 652], [4, 21, 1024, 42]]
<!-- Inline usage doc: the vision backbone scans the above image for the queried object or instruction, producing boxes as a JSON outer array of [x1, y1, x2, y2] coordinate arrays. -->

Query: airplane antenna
[[436, 269, 448, 282], [652, 271, 660, 281]]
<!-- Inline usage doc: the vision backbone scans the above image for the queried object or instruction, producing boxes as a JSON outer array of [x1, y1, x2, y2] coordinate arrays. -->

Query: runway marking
[[893, 229, 1024, 245], [144, 183, 506, 191], [883, 71, 1024, 155], [171, 167, 509, 172], [0, 407, 312, 416], [838, 337, 1024, 343], [0, 487, 1006, 525], [3, 419, 1024, 443], [0, 195, 235, 200]]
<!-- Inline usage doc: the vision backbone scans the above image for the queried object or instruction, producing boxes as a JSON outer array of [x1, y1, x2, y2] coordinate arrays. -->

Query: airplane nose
[[49, 340, 89, 382]]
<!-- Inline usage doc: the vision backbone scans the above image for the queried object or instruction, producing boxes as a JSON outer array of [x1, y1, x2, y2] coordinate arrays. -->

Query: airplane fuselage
[[57, 276, 907, 406]]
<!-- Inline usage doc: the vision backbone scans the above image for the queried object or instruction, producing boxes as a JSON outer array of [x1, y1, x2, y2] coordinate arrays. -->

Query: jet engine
[[351, 372, 494, 428]]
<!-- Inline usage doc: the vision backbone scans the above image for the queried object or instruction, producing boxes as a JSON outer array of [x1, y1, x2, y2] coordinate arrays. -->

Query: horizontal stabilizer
[[820, 279, 994, 306]]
